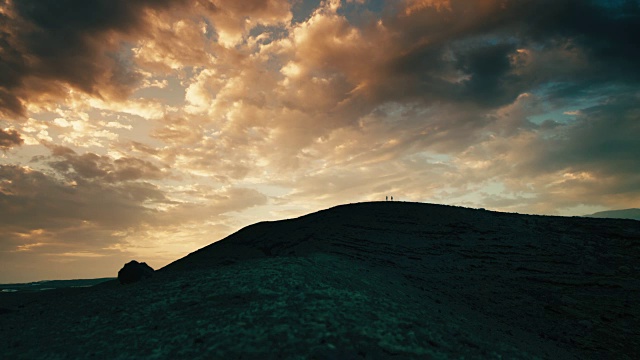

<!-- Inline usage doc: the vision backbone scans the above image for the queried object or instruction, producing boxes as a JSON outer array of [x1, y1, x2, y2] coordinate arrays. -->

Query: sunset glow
[[1, 0, 638, 282]]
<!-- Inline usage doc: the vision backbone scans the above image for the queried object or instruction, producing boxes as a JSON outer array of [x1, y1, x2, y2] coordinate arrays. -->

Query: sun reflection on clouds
[[15, 243, 47, 252], [403, 0, 452, 15], [0, 0, 638, 281]]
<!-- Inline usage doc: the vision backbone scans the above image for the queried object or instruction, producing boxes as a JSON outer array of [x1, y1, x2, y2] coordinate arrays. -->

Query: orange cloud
[[196, 0, 292, 46]]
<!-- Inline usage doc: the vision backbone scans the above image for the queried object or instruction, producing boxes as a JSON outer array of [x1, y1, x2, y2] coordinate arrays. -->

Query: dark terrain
[[1, 202, 639, 359], [0, 278, 114, 293]]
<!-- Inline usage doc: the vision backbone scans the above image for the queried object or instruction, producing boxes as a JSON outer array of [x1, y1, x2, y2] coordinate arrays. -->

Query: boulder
[[118, 260, 154, 284]]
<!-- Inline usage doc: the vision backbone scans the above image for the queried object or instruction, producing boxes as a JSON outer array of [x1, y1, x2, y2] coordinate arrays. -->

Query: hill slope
[[1, 202, 639, 359], [585, 208, 640, 221]]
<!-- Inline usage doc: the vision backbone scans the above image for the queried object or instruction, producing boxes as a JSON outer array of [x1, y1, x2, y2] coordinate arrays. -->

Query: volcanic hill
[[1, 202, 639, 359]]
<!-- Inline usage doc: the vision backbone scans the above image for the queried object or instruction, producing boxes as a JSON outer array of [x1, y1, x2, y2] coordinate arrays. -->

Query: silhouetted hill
[[585, 208, 640, 221], [1, 202, 639, 359]]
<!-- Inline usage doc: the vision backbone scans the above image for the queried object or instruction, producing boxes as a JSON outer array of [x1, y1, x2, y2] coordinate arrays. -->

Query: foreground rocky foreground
[[1, 202, 639, 359]]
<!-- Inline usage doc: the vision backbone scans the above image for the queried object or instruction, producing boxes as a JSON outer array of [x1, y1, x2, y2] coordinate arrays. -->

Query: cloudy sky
[[1, 0, 638, 282]]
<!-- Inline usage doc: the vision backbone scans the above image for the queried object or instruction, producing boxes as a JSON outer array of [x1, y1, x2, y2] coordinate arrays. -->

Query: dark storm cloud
[[378, 0, 640, 108], [0, 0, 181, 117], [521, 0, 640, 72], [530, 93, 640, 177], [44, 145, 166, 183], [0, 128, 23, 150], [462, 90, 640, 212], [455, 43, 520, 107], [0, 164, 163, 232]]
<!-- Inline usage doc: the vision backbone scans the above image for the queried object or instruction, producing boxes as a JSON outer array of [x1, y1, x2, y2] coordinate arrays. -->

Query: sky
[[1, 0, 639, 283]]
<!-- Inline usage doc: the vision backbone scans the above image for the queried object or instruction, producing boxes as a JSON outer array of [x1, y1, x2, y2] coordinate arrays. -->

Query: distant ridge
[[0, 278, 115, 293], [585, 208, 640, 221]]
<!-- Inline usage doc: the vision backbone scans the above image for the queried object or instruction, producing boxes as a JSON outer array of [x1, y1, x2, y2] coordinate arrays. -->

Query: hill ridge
[[2, 201, 639, 358]]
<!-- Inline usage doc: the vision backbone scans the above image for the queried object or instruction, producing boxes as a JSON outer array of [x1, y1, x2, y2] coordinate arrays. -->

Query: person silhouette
[[391, 196, 393, 201], [386, 196, 388, 201]]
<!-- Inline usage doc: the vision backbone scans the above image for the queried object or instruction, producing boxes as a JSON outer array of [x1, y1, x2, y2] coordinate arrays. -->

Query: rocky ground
[[1, 202, 639, 359]]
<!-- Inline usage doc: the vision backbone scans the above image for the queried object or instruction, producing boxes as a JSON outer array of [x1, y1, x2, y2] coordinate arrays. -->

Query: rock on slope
[[1, 202, 639, 359], [118, 260, 155, 284]]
